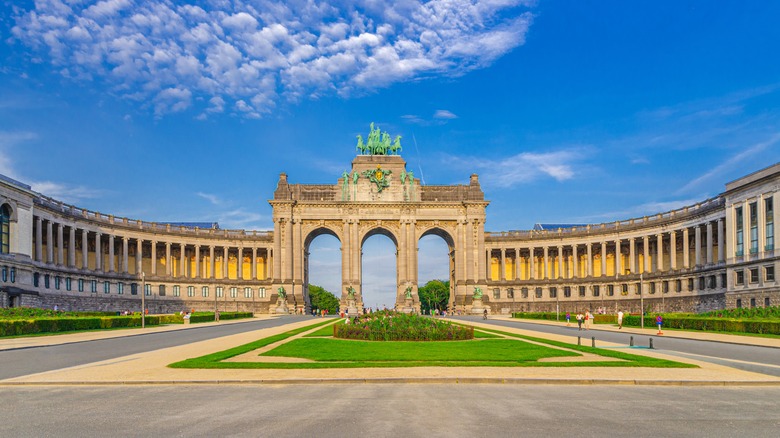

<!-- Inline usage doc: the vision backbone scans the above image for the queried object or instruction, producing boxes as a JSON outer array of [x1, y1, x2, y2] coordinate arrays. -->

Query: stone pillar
[[615, 239, 621, 276], [515, 248, 521, 281], [695, 225, 702, 267], [209, 246, 215, 279], [68, 226, 76, 268], [670, 231, 677, 270], [251, 247, 257, 280], [151, 241, 157, 275], [237, 246, 244, 280], [706, 221, 713, 265], [543, 246, 549, 279], [35, 216, 43, 262], [657, 233, 663, 272], [683, 228, 690, 269], [629, 237, 635, 274], [717, 219, 725, 262], [572, 245, 578, 278], [195, 245, 201, 279], [165, 242, 172, 276], [56, 223, 64, 266], [342, 220, 351, 287], [122, 237, 129, 273], [557, 245, 564, 279], [600, 242, 607, 277], [223, 247, 229, 279], [586, 243, 593, 277], [136, 239, 143, 275], [108, 235, 115, 272], [180, 243, 186, 277], [82, 230, 88, 270], [46, 220, 54, 264], [500, 248, 506, 281], [643, 236, 649, 273], [529, 247, 536, 280], [95, 231, 102, 272]]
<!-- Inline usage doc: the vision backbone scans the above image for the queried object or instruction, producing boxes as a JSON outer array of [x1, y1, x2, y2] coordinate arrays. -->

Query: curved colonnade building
[[0, 156, 778, 315]]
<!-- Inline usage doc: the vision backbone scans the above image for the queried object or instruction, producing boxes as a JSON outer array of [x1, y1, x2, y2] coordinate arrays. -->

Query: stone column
[[35, 216, 43, 262], [136, 239, 143, 275], [615, 239, 622, 276], [180, 243, 186, 277], [600, 242, 607, 277], [717, 219, 725, 262], [195, 245, 201, 279], [108, 235, 115, 273], [82, 230, 88, 270], [95, 231, 102, 272], [683, 228, 690, 269], [223, 247, 229, 279], [558, 245, 564, 279], [657, 233, 663, 272], [209, 246, 215, 279], [543, 246, 549, 279], [670, 231, 677, 270], [237, 246, 244, 280], [122, 237, 129, 273], [529, 247, 536, 280], [68, 226, 76, 267], [706, 221, 713, 264], [643, 236, 649, 273], [165, 242, 172, 276], [629, 237, 635, 274], [572, 245, 578, 278], [695, 225, 702, 267], [515, 248, 521, 281], [586, 243, 593, 277], [151, 241, 157, 275], [342, 220, 351, 287], [56, 223, 64, 266], [743, 200, 750, 259], [500, 248, 506, 281], [46, 220, 54, 264], [251, 247, 257, 280]]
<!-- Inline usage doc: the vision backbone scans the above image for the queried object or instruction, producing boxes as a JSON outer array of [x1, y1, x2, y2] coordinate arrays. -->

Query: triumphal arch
[[270, 124, 489, 313]]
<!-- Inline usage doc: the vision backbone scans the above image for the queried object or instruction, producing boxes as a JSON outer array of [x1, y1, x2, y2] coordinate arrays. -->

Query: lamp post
[[141, 271, 145, 329], [640, 272, 644, 329]]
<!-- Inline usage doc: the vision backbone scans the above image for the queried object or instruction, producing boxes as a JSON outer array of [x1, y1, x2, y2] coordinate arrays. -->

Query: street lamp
[[640, 272, 644, 329], [141, 271, 145, 329]]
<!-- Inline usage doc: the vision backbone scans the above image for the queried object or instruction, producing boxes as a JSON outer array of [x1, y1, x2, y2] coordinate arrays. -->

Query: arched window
[[0, 204, 10, 254]]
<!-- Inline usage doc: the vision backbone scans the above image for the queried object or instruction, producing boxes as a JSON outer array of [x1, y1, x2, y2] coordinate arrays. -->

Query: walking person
[[483, 308, 488, 320], [584, 310, 591, 330], [656, 315, 664, 335], [565, 312, 571, 326], [617, 310, 624, 329], [576, 312, 583, 331]]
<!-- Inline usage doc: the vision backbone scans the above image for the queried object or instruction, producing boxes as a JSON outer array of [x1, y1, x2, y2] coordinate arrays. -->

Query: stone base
[[470, 299, 486, 315], [274, 300, 289, 315]]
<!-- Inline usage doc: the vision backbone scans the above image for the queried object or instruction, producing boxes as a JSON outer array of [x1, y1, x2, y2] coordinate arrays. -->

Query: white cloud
[[196, 192, 222, 205], [12, 1, 535, 118], [450, 148, 587, 187], [433, 109, 457, 119]]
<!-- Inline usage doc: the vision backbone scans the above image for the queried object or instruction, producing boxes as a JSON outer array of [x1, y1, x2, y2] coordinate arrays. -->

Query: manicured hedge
[[622, 315, 780, 335], [189, 312, 253, 323], [334, 311, 473, 341], [512, 312, 617, 324]]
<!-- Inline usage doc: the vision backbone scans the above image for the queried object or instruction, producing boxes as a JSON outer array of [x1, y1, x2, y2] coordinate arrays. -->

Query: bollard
[[577, 336, 581, 346], [592, 337, 596, 348], [630, 336, 634, 347], [649, 338, 654, 349]]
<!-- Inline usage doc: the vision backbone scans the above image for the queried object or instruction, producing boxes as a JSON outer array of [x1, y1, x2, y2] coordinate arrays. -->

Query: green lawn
[[169, 319, 695, 370]]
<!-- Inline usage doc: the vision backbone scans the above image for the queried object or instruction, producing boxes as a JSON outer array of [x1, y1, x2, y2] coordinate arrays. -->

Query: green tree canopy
[[418, 280, 450, 314], [308, 284, 340, 314]]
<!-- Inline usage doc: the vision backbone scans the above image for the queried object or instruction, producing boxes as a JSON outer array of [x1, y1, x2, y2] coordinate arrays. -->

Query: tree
[[308, 284, 340, 314], [418, 280, 450, 314]]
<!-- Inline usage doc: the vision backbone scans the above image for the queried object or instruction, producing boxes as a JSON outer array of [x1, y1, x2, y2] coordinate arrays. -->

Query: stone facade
[[0, 150, 778, 315]]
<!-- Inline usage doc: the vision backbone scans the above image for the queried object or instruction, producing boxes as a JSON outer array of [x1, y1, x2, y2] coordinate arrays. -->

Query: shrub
[[622, 314, 780, 335], [333, 311, 473, 341]]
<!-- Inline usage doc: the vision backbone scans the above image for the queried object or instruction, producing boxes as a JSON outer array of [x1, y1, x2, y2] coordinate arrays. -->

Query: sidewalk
[[492, 315, 780, 349]]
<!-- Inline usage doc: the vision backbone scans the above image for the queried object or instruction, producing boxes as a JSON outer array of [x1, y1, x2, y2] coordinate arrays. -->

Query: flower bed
[[333, 311, 473, 341]]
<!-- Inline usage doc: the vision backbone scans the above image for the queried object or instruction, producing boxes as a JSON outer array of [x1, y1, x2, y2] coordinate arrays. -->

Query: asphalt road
[[0, 316, 318, 380], [458, 317, 780, 376], [1, 385, 778, 437]]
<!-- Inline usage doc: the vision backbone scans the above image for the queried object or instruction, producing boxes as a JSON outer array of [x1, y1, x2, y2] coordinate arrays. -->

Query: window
[[749, 202, 758, 254], [535, 287, 542, 299], [688, 278, 694, 291], [130, 283, 137, 295], [202, 286, 209, 297], [1, 266, 6, 282], [0, 204, 10, 254], [66, 277, 72, 291], [78, 278, 84, 292], [55, 276, 61, 290], [698, 277, 705, 290], [145, 284, 151, 296], [44, 274, 50, 289], [507, 288, 514, 299], [663, 281, 669, 294], [621, 283, 628, 295], [735, 206, 744, 256], [563, 286, 571, 298], [216, 287, 224, 298], [104, 281, 110, 293], [750, 298, 756, 308], [766, 297, 771, 307], [736, 298, 742, 308], [173, 285, 180, 297], [735, 270, 745, 285], [592, 285, 600, 297], [258, 287, 265, 298], [158, 285, 166, 296], [578, 286, 586, 297], [675, 279, 682, 292], [33, 272, 40, 287], [187, 286, 195, 297], [90, 280, 97, 293], [649, 282, 656, 295], [720, 274, 727, 289], [766, 197, 774, 251], [606, 285, 614, 296], [549, 287, 557, 298], [766, 265, 775, 282], [9, 267, 15, 283], [493, 288, 500, 299], [521, 287, 528, 299], [750, 268, 759, 283], [117, 282, 124, 295], [230, 287, 238, 298], [244, 287, 253, 298], [708, 276, 716, 289]]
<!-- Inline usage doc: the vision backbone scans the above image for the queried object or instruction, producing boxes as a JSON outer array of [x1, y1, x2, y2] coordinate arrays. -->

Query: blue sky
[[2, 1, 779, 306]]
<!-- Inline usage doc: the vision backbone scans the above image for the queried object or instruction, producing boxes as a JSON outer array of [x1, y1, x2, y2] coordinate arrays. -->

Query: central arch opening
[[361, 230, 397, 311], [418, 229, 455, 314], [304, 229, 342, 314]]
